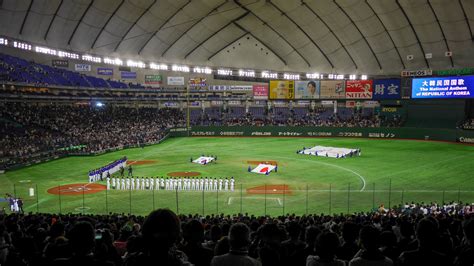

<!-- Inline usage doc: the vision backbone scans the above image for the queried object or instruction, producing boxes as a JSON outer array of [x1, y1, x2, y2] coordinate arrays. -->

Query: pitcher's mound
[[47, 183, 106, 195], [167, 171, 201, 177], [247, 184, 292, 195]]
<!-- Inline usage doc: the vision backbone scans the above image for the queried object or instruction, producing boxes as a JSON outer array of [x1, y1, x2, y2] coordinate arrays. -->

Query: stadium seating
[[0, 202, 471, 266]]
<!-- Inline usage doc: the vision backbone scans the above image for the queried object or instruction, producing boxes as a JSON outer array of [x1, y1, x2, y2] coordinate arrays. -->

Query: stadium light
[[58, 50, 79, 59], [336, 74, 344, 80], [0, 38, 8, 46], [239, 70, 255, 77], [35, 46, 57, 56], [262, 71, 278, 79], [217, 69, 232, 76], [328, 74, 335, 79], [82, 55, 101, 63], [95, 102, 104, 107], [13, 41, 31, 51], [283, 73, 300, 80], [349, 74, 356, 80], [104, 57, 123, 66], [127, 60, 146, 68], [193, 67, 212, 74], [306, 73, 320, 79], [361, 75, 368, 80], [149, 63, 168, 70], [172, 65, 190, 72]]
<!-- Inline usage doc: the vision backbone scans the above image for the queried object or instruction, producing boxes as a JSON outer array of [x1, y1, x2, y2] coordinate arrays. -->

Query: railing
[[4, 181, 473, 216]]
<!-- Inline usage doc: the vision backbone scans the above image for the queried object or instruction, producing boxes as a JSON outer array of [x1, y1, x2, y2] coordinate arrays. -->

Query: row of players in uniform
[[107, 176, 235, 191]]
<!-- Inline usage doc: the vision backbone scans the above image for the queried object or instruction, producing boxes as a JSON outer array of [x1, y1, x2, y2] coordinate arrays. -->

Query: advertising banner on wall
[[412, 76, 474, 99], [345, 80, 373, 99], [209, 85, 252, 91], [253, 84, 268, 99], [97, 67, 113, 76], [372, 79, 401, 99], [269, 80, 294, 99], [401, 69, 432, 77], [52, 59, 68, 68], [319, 80, 345, 99], [167, 76, 185, 86], [295, 80, 320, 99], [121, 71, 137, 79], [74, 64, 91, 72], [144, 75, 162, 86], [188, 77, 207, 87]]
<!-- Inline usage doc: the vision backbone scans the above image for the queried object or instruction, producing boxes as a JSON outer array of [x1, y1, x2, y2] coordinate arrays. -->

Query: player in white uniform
[[149, 177, 154, 190], [199, 178, 204, 191], [159, 177, 164, 190], [131, 177, 135, 190], [126, 177, 131, 190], [145, 177, 150, 190], [141, 177, 146, 190], [213, 178, 218, 191], [165, 178, 170, 190], [219, 178, 223, 191], [106, 177, 110, 190], [121, 178, 125, 190], [204, 178, 209, 191], [177, 178, 182, 191], [224, 178, 229, 191], [112, 177, 116, 189], [230, 177, 235, 192]]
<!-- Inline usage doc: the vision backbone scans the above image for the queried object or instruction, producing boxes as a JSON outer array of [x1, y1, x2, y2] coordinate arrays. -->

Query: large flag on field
[[251, 164, 276, 174], [192, 156, 215, 165]]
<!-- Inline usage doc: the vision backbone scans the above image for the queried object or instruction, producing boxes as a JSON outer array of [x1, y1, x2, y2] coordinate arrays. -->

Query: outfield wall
[[169, 126, 474, 143]]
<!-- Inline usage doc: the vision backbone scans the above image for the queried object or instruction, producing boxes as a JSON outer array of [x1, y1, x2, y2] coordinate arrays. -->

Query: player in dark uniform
[[128, 165, 133, 176]]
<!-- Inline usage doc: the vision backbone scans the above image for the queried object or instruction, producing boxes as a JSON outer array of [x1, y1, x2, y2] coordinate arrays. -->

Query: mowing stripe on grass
[[272, 155, 367, 192]]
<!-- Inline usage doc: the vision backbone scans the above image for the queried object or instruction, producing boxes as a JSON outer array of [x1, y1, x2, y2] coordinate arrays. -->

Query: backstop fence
[[2, 181, 473, 216]]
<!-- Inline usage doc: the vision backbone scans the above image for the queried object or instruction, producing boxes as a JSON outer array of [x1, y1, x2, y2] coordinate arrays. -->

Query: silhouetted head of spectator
[[49, 222, 65, 239], [342, 221, 359, 244], [142, 209, 180, 253], [183, 219, 204, 244], [315, 230, 340, 260], [287, 221, 301, 240], [359, 225, 380, 251], [228, 223, 251, 251], [379, 230, 397, 248], [210, 224, 222, 243], [260, 223, 282, 246], [463, 218, 474, 245], [305, 226, 321, 247], [416, 218, 438, 248], [68, 221, 95, 256], [400, 220, 414, 239]]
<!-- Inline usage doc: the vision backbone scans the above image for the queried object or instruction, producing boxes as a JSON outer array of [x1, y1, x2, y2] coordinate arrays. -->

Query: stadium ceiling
[[1, 0, 473, 75]]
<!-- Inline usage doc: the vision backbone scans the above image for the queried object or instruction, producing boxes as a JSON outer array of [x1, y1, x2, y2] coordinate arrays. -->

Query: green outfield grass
[[2, 137, 474, 216]]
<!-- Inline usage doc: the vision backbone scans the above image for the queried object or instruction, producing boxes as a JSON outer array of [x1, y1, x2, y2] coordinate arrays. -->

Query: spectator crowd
[[1, 102, 401, 169], [0, 205, 474, 266], [0, 102, 185, 169]]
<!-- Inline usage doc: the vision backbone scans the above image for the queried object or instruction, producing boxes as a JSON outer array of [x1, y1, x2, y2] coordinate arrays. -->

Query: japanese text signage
[[345, 80, 373, 99], [372, 79, 401, 99], [412, 76, 473, 98]]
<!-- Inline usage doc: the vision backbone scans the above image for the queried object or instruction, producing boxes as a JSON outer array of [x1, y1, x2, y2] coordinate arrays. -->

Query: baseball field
[[2, 137, 474, 216]]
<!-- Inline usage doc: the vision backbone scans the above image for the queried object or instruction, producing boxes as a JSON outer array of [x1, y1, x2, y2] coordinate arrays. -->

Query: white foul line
[[271, 155, 367, 192]]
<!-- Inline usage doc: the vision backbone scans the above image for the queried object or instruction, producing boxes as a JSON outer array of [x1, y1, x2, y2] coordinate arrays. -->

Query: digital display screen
[[412, 76, 474, 98]]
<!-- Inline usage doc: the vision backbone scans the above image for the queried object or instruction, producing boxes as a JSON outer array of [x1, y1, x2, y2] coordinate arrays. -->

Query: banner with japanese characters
[[345, 80, 373, 99], [319, 80, 345, 99], [372, 79, 401, 99], [269, 80, 294, 99]]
